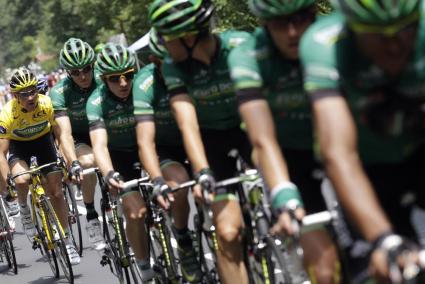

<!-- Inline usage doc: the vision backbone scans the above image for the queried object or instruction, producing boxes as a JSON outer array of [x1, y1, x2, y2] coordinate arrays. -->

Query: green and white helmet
[[95, 43, 136, 75], [249, 0, 316, 19], [59, 38, 95, 69], [334, 0, 420, 24], [149, 0, 215, 37], [149, 28, 168, 58]]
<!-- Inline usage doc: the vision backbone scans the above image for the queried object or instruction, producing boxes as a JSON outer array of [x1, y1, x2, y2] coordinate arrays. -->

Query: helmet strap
[[180, 33, 203, 60]]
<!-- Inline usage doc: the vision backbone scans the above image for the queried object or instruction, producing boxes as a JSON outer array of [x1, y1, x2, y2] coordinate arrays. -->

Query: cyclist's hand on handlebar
[[370, 233, 421, 284], [269, 182, 305, 237], [105, 170, 124, 196], [195, 168, 215, 203], [151, 177, 173, 210], [69, 160, 83, 183]]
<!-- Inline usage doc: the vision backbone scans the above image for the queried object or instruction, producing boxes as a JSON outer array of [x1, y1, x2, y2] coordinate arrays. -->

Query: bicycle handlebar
[[11, 161, 59, 180], [122, 177, 151, 190]]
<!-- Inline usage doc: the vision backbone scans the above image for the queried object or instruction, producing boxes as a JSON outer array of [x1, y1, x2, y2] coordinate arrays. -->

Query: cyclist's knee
[[302, 230, 340, 284], [14, 175, 30, 188], [307, 260, 341, 284], [123, 200, 147, 221], [78, 153, 95, 168], [216, 223, 242, 247], [162, 163, 189, 184]]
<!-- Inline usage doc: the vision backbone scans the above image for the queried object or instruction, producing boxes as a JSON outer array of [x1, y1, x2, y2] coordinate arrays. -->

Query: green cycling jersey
[[133, 63, 182, 146], [86, 84, 136, 152], [50, 77, 100, 134], [228, 27, 313, 149], [162, 30, 251, 130], [300, 11, 425, 164]]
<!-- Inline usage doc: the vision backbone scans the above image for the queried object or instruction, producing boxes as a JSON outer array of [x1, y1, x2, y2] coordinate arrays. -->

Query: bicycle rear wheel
[[43, 198, 74, 284], [64, 183, 83, 256]]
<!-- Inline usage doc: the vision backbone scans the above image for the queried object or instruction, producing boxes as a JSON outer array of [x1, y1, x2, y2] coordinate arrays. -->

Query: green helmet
[[60, 38, 95, 69], [334, 0, 420, 25], [249, 0, 316, 19], [149, 0, 215, 37], [95, 43, 105, 54], [149, 28, 168, 58], [95, 43, 136, 75]]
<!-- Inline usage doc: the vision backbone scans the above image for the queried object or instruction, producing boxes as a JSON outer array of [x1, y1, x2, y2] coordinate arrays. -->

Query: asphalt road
[[0, 192, 119, 284], [2, 180, 425, 284]]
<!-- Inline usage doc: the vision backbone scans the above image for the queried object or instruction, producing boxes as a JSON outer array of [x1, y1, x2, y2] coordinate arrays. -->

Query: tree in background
[[0, 0, 332, 76]]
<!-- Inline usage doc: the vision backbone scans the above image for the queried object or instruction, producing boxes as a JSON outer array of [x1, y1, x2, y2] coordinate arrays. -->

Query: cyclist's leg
[[285, 149, 340, 283], [45, 170, 69, 230], [202, 127, 249, 284], [75, 143, 98, 218], [157, 145, 190, 231], [121, 191, 149, 260], [159, 146, 202, 281], [39, 135, 70, 230], [9, 159, 30, 205], [212, 198, 247, 284], [111, 150, 154, 279]]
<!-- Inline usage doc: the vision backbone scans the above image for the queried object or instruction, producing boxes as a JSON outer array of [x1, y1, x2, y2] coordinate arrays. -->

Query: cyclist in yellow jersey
[[0, 68, 80, 265]]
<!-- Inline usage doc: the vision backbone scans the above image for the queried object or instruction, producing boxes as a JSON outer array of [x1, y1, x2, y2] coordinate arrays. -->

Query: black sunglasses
[[17, 88, 37, 98], [269, 8, 315, 28], [104, 69, 135, 83], [68, 65, 93, 77]]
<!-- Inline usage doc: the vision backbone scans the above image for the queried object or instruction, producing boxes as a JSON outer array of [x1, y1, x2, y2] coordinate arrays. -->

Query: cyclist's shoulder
[[0, 98, 16, 117], [301, 13, 347, 50], [87, 84, 107, 108], [218, 29, 252, 49], [230, 27, 272, 62], [133, 64, 156, 98], [37, 94, 53, 106], [50, 77, 72, 96], [134, 64, 156, 84], [300, 13, 348, 63]]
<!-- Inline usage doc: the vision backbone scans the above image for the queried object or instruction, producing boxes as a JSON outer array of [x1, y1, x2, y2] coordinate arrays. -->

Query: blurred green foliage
[[0, 0, 332, 75]]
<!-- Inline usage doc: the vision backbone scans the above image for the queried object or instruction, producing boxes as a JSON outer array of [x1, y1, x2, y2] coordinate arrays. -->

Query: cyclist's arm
[[170, 94, 209, 172], [52, 114, 78, 166], [238, 94, 290, 187], [0, 138, 9, 193], [312, 91, 392, 241], [89, 127, 114, 178], [135, 116, 162, 179]]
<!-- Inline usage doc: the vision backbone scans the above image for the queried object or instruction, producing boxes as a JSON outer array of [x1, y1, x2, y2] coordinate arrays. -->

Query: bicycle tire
[[265, 236, 292, 284], [43, 198, 74, 284], [194, 211, 220, 284], [32, 196, 60, 278], [149, 224, 180, 283], [64, 183, 83, 256], [0, 198, 18, 274], [101, 202, 126, 284]]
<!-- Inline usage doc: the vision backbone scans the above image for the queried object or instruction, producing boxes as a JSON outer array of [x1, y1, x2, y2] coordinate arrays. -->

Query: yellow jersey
[[0, 94, 56, 141]]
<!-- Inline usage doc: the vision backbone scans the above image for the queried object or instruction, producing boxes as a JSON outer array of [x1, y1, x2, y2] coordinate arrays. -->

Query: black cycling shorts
[[200, 127, 252, 195], [73, 132, 92, 149], [281, 148, 326, 215], [109, 149, 142, 195], [157, 144, 191, 175], [8, 133, 61, 175], [365, 144, 425, 239]]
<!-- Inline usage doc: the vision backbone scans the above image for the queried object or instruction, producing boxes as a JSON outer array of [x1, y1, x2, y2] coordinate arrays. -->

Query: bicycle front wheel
[[43, 198, 74, 284], [64, 183, 83, 256], [33, 200, 60, 278], [0, 198, 18, 274]]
